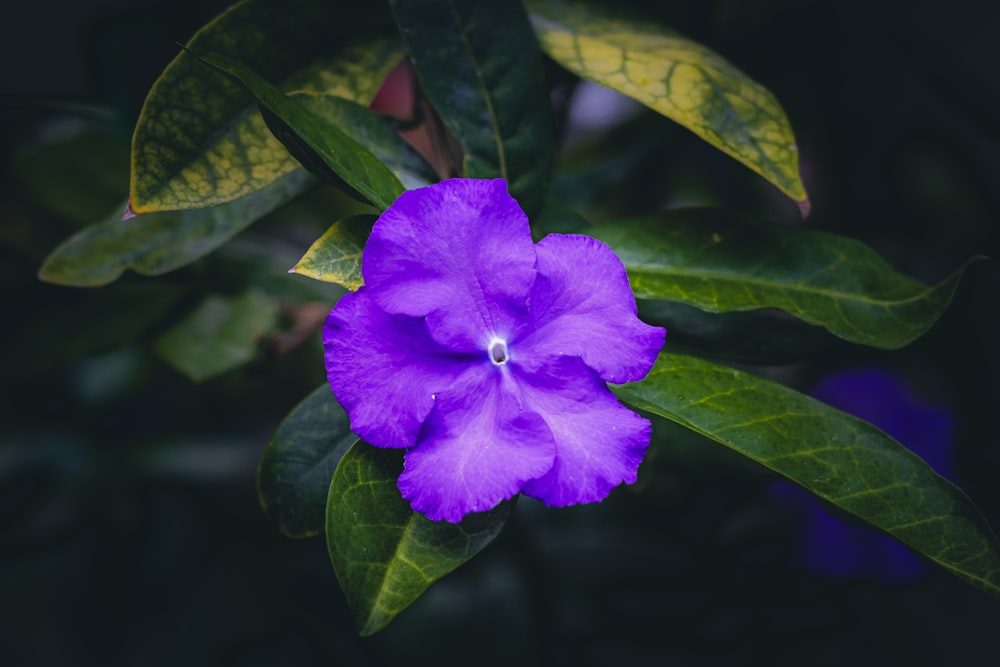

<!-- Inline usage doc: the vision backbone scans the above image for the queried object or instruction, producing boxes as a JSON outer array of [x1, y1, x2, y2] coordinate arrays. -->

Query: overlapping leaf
[[297, 96, 437, 191], [526, 0, 809, 210], [259, 385, 358, 538], [326, 443, 512, 635], [38, 170, 313, 287], [614, 353, 1000, 598], [291, 215, 375, 290], [192, 50, 404, 211], [390, 0, 554, 215], [590, 209, 973, 349], [129, 0, 396, 213]]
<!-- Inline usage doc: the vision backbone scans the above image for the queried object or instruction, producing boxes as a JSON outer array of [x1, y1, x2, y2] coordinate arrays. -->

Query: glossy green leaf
[[526, 0, 809, 210], [38, 170, 313, 287], [130, 0, 395, 213], [258, 385, 357, 538], [291, 215, 375, 290], [191, 50, 404, 211], [390, 0, 554, 215], [327, 443, 512, 636], [590, 209, 974, 349], [297, 96, 437, 191], [614, 353, 1000, 599], [153, 289, 279, 382]]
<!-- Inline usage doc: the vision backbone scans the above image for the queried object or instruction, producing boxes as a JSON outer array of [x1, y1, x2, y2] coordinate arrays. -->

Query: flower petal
[[517, 356, 651, 507], [398, 365, 556, 522], [362, 178, 537, 351], [515, 234, 664, 384], [323, 289, 471, 449]]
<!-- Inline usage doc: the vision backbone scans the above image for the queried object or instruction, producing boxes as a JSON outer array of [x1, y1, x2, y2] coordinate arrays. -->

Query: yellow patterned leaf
[[291, 215, 375, 290], [526, 0, 809, 211], [133, 20, 401, 214]]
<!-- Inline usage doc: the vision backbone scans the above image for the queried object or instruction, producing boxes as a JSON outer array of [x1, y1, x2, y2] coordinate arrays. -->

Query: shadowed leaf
[[153, 289, 279, 382], [259, 385, 357, 538], [615, 353, 1000, 599], [390, 0, 554, 215], [38, 170, 313, 287]]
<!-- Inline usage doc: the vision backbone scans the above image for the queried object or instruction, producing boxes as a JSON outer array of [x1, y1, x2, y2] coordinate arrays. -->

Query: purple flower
[[323, 179, 665, 522]]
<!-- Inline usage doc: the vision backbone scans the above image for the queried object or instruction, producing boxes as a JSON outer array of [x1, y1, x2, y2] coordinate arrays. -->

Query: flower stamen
[[488, 338, 509, 365]]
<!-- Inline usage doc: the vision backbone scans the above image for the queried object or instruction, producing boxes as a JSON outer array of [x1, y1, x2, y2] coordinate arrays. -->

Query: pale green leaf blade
[[259, 385, 357, 538], [590, 209, 975, 349], [38, 170, 313, 287], [614, 353, 1000, 598], [526, 0, 808, 209], [326, 443, 512, 636], [191, 50, 404, 211], [291, 214, 375, 290], [153, 289, 280, 382], [130, 0, 397, 213], [390, 0, 554, 215]]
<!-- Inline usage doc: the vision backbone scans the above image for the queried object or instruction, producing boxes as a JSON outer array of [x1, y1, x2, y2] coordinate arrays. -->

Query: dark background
[[2, 0, 999, 665]]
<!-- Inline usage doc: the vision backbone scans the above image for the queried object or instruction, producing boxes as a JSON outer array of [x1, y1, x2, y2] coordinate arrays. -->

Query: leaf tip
[[121, 199, 140, 221], [795, 197, 811, 219]]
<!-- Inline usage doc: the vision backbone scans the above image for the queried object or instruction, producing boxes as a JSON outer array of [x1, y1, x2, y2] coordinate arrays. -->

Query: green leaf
[[258, 385, 357, 538], [614, 353, 1000, 599], [291, 214, 375, 290], [38, 170, 313, 287], [327, 443, 512, 636], [390, 0, 554, 215], [130, 0, 396, 213], [526, 0, 809, 210], [153, 289, 280, 382], [297, 96, 437, 191], [191, 50, 405, 211], [590, 209, 975, 349], [637, 299, 834, 365]]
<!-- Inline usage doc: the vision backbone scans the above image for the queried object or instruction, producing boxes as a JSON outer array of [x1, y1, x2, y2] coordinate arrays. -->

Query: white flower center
[[488, 338, 509, 366]]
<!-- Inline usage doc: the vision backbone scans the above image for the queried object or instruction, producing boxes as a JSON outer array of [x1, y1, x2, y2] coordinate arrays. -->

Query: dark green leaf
[[259, 385, 357, 538], [390, 0, 554, 215], [526, 0, 808, 211], [297, 96, 437, 191], [637, 299, 834, 365], [153, 289, 280, 382], [130, 0, 395, 213], [327, 443, 512, 636], [191, 50, 405, 211], [531, 197, 591, 239], [615, 353, 1000, 599], [38, 170, 313, 287], [590, 209, 976, 349]]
